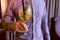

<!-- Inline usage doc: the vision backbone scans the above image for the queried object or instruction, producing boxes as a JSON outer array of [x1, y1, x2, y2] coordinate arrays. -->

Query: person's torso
[[7, 0, 46, 40]]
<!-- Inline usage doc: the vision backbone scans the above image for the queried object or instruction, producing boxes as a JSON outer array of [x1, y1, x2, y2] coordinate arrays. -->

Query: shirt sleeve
[[2, 0, 14, 29]]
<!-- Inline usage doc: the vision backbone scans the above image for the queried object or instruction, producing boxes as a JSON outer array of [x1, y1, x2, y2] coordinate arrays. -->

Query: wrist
[[8, 22, 16, 31]]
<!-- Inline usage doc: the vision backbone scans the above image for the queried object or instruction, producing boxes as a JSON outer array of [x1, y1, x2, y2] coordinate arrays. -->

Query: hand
[[15, 20, 29, 32], [9, 20, 29, 33]]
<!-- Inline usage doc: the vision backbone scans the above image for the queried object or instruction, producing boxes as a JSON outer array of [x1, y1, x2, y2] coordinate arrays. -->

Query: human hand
[[9, 20, 29, 33]]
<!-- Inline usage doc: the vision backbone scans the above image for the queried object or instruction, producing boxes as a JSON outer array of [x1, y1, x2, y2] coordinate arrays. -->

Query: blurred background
[[45, 0, 59, 28], [45, 0, 60, 40]]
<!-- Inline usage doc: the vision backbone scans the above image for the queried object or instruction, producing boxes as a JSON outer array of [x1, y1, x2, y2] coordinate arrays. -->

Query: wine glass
[[18, 2, 32, 22]]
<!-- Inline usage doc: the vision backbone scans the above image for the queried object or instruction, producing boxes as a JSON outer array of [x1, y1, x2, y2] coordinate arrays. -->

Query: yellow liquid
[[19, 6, 32, 22]]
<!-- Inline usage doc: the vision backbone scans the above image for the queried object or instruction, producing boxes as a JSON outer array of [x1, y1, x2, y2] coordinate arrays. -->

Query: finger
[[15, 22, 24, 31], [15, 25, 27, 33], [16, 20, 28, 32], [15, 22, 28, 32], [19, 21, 28, 31]]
